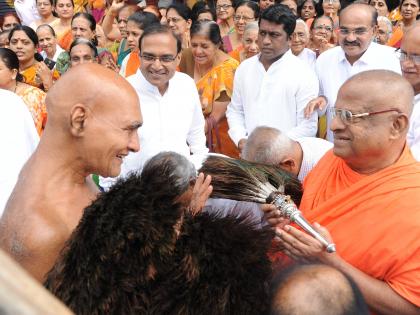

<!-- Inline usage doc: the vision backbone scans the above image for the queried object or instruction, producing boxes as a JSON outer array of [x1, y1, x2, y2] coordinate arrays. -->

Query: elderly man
[[100, 24, 208, 189], [276, 70, 420, 314], [402, 23, 420, 160], [290, 18, 316, 69], [305, 3, 401, 141], [242, 126, 332, 182], [226, 4, 319, 152], [0, 64, 143, 282], [270, 264, 369, 315]]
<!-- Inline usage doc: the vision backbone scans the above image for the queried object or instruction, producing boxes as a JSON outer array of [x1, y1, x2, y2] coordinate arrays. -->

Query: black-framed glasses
[[313, 24, 333, 32], [140, 53, 178, 64], [330, 108, 401, 124], [395, 48, 420, 65]]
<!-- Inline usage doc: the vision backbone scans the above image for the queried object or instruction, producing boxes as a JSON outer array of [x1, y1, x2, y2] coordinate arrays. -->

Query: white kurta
[[407, 94, 420, 161], [0, 89, 39, 215], [13, 0, 40, 26], [100, 70, 208, 189], [315, 42, 402, 141], [226, 50, 319, 146], [297, 48, 316, 71], [40, 45, 65, 63]]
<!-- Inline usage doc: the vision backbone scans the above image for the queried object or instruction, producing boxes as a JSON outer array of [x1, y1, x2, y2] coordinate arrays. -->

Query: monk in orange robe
[[275, 70, 420, 315]]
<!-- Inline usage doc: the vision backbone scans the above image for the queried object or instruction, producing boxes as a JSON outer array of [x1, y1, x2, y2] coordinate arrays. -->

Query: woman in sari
[[222, 0, 259, 53], [0, 48, 47, 135], [50, 0, 74, 48], [8, 25, 59, 91], [387, 0, 419, 48], [37, 24, 65, 68], [229, 21, 259, 63], [30, 0, 58, 30], [307, 15, 335, 57], [166, 3, 192, 49], [216, 0, 235, 37], [180, 21, 239, 157]]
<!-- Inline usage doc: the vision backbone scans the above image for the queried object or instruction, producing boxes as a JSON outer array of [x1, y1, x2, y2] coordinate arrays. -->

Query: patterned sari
[[16, 86, 47, 135]]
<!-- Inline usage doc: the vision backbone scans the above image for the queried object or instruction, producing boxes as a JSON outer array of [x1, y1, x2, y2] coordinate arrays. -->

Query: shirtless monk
[[275, 70, 420, 315], [0, 63, 143, 282]]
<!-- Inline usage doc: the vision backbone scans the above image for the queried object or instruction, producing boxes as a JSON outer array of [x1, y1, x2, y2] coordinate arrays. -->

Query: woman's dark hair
[[190, 20, 223, 47], [128, 11, 160, 30], [368, 0, 400, 12], [235, 0, 260, 18], [310, 14, 333, 31], [53, 0, 74, 7], [167, 3, 192, 21], [140, 23, 182, 54], [0, 12, 21, 29], [297, 0, 323, 18], [191, 1, 217, 22], [259, 4, 296, 36], [69, 38, 98, 57], [0, 47, 24, 82], [36, 23, 57, 37], [8, 25, 44, 62]]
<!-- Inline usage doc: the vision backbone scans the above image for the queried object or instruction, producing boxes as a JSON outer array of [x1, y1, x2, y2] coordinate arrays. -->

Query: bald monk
[[0, 63, 143, 282], [275, 70, 420, 315]]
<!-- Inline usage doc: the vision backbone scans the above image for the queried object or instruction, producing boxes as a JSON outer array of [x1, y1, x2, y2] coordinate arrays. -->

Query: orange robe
[[300, 146, 420, 307]]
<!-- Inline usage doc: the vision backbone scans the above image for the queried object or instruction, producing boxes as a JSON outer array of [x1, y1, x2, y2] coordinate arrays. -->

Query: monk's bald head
[[270, 264, 368, 315]]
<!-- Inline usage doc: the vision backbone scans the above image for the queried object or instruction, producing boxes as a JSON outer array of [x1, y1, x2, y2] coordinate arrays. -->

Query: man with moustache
[[401, 22, 420, 160], [304, 3, 401, 141]]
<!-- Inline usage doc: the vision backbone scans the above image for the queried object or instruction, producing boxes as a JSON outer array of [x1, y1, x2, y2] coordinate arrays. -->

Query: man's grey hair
[[242, 126, 294, 166]]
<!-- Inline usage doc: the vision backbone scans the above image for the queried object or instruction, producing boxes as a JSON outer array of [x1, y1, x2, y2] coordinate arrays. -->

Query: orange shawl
[[124, 51, 141, 78], [21, 63, 60, 91], [300, 146, 420, 307]]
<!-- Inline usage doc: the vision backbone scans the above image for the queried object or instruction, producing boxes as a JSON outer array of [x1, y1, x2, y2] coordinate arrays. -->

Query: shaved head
[[339, 3, 377, 26]]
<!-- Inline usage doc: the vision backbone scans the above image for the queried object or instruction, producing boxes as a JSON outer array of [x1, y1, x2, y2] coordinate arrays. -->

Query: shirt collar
[[338, 41, 376, 65], [258, 49, 292, 69], [137, 69, 171, 95]]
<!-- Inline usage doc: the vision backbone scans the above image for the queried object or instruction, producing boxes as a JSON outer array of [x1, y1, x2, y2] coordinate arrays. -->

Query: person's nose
[[128, 131, 140, 153], [330, 112, 345, 133]]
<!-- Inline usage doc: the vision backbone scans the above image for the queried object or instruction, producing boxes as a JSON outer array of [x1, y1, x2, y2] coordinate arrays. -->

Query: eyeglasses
[[323, 0, 340, 3], [140, 53, 178, 64], [330, 108, 401, 124], [233, 14, 255, 22], [216, 4, 232, 11], [338, 27, 372, 36], [313, 24, 333, 32], [395, 49, 420, 65]]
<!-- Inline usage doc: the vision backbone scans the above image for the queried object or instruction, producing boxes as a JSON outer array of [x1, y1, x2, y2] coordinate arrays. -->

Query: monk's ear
[[70, 104, 88, 137], [279, 158, 296, 174], [390, 113, 409, 140]]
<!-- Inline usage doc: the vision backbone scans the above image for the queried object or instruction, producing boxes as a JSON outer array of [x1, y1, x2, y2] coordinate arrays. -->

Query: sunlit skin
[[37, 26, 57, 59], [242, 28, 259, 59], [197, 12, 214, 22], [259, 0, 275, 11], [126, 20, 143, 51], [166, 8, 191, 37], [2, 15, 20, 31], [291, 23, 309, 56], [322, 0, 340, 22], [0, 33, 9, 48], [309, 16, 335, 53], [8, 30, 37, 70], [300, 0, 316, 20], [71, 16, 95, 41], [216, 0, 235, 36], [400, 24, 420, 94], [281, 0, 298, 15], [35, 0, 57, 25], [54, 0, 74, 21], [376, 19, 391, 45], [400, 0, 419, 26], [369, 0, 389, 16], [70, 44, 97, 67]]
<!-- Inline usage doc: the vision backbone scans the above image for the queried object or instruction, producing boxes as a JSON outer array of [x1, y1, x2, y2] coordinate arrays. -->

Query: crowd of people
[[0, 0, 419, 313]]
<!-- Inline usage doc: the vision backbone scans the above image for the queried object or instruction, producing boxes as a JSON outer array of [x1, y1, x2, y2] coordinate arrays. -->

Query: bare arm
[[276, 224, 420, 315], [102, 0, 124, 39]]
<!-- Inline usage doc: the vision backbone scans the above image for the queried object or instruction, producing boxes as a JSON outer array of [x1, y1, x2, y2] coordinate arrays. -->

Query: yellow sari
[[21, 63, 60, 91]]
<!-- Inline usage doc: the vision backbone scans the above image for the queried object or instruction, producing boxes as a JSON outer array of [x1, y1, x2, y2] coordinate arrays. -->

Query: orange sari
[[300, 146, 420, 307], [21, 63, 60, 91], [16, 86, 47, 135]]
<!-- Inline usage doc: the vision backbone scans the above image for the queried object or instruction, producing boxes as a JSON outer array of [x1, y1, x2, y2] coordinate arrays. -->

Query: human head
[[400, 22, 420, 94], [95, 25, 106, 48], [192, 1, 217, 22], [158, 0, 172, 24], [399, 0, 420, 23], [376, 16, 392, 44], [190, 21, 222, 66], [36, 24, 57, 58], [242, 126, 301, 176], [242, 22, 260, 58], [126, 12, 159, 51], [0, 30, 10, 48], [117, 5, 140, 39], [8, 26, 41, 66], [0, 13, 21, 31], [216, 0, 235, 23], [269, 264, 369, 315], [139, 24, 181, 94], [331, 70, 413, 174], [54, 0, 74, 20], [234, 1, 260, 35], [36, 0, 55, 18], [166, 3, 192, 37], [338, 4, 378, 65], [144, 5, 162, 20], [0, 48, 25, 89], [45, 63, 142, 177], [260, 0, 275, 11], [369, 0, 397, 16], [322, 0, 341, 16], [290, 18, 309, 56], [71, 12, 97, 44], [278, 0, 298, 16], [69, 38, 98, 67], [258, 4, 296, 66], [298, 0, 317, 20], [310, 15, 334, 45]]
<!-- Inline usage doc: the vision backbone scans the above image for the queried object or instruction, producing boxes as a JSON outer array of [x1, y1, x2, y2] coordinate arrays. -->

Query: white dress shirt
[[40, 45, 65, 63], [100, 70, 208, 189], [296, 137, 332, 182], [316, 42, 402, 141], [0, 89, 39, 215], [407, 94, 420, 161], [297, 48, 316, 71], [226, 50, 319, 146], [13, 0, 40, 26]]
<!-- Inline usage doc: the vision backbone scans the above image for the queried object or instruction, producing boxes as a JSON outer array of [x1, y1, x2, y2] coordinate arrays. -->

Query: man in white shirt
[[226, 4, 319, 153], [290, 19, 316, 70], [100, 24, 208, 189], [242, 126, 332, 182], [0, 89, 39, 215], [13, 0, 39, 26], [305, 3, 401, 141], [402, 23, 420, 161]]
